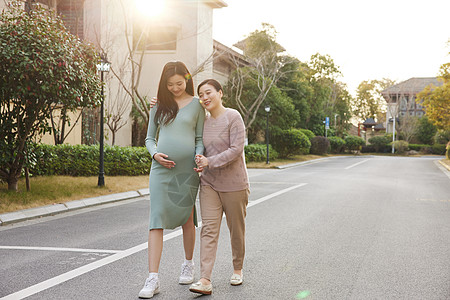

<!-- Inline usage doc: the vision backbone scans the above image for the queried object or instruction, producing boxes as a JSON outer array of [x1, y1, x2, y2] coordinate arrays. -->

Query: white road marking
[[1, 183, 307, 300], [345, 159, 370, 170], [0, 246, 120, 254]]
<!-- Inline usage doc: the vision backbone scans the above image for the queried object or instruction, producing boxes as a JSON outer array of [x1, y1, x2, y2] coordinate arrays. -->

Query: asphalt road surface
[[1, 156, 449, 300]]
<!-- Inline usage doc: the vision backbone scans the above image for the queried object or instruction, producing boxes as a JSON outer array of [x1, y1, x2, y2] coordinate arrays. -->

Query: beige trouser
[[199, 185, 249, 280]]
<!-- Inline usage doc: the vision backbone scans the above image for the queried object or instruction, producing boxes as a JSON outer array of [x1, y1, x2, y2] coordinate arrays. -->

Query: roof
[[381, 77, 443, 95], [362, 118, 377, 126]]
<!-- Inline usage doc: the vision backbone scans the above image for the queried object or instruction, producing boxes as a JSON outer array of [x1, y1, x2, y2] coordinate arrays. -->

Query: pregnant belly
[[157, 136, 196, 163]]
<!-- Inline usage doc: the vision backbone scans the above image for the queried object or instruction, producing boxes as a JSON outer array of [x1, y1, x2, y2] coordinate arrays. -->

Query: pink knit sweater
[[200, 108, 249, 192]]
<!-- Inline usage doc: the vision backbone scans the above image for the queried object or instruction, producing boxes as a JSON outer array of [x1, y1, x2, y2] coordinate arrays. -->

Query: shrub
[[416, 116, 437, 145], [368, 136, 391, 152], [408, 144, 430, 151], [271, 129, 311, 158], [361, 145, 376, 153], [344, 136, 365, 152], [392, 140, 409, 154], [447, 142, 450, 159], [299, 129, 315, 141], [431, 144, 446, 155], [328, 136, 345, 153], [310, 136, 330, 155], [244, 144, 278, 162], [29, 144, 152, 176]]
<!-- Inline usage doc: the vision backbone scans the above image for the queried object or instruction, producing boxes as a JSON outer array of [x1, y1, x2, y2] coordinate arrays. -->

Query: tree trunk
[[8, 177, 18, 191]]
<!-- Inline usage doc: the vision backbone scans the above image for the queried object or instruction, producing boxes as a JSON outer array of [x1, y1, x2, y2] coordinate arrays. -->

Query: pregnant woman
[[138, 61, 205, 299]]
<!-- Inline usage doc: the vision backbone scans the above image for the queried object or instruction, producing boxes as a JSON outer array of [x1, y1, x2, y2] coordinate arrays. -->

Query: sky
[[212, 0, 450, 95]]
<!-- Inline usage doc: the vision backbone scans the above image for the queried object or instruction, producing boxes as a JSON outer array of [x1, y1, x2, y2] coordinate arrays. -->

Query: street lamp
[[265, 105, 270, 164], [96, 54, 111, 187]]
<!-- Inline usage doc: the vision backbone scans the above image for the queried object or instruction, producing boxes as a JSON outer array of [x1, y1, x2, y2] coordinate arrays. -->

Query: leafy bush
[[29, 144, 152, 176], [368, 136, 391, 152], [416, 116, 437, 145], [299, 129, 315, 141], [244, 144, 279, 162], [328, 136, 345, 153], [431, 144, 446, 155], [361, 145, 376, 153], [447, 142, 450, 159], [271, 129, 311, 158], [392, 140, 409, 154], [310, 136, 330, 155], [344, 136, 365, 152], [408, 144, 430, 151]]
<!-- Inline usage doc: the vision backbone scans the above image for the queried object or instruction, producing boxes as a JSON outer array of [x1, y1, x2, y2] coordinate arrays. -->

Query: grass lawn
[[0, 175, 149, 214]]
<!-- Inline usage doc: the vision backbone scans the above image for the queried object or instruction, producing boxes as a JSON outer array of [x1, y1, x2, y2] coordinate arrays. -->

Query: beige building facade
[[2, 0, 237, 146]]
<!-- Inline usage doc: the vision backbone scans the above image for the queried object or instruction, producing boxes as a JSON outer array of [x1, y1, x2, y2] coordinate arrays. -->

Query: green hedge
[[271, 129, 311, 158], [409, 144, 446, 155], [328, 136, 345, 153], [344, 135, 365, 151], [310, 136, 330, 155], [244, 144, 278, 162], [299, 129, 315, 141], [368, 136, 391, 153], [29, 144, 152, 176]]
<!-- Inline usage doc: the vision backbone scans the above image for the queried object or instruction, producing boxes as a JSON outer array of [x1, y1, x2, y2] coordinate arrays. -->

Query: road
[[1, 156, 449, 299]]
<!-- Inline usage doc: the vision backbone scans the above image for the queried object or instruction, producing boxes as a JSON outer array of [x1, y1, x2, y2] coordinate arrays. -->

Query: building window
[[134, 25, 178, 51]]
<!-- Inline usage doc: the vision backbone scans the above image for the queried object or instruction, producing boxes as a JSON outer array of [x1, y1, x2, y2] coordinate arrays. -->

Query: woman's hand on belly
[[154, 153, 176, 169]]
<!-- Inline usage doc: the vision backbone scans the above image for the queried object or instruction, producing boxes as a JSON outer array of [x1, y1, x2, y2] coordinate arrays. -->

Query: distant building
[[381, 77, 443, 133]]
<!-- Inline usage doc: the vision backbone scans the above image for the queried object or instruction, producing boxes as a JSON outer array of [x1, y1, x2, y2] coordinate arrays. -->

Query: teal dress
[[145, 97, 205, 230]]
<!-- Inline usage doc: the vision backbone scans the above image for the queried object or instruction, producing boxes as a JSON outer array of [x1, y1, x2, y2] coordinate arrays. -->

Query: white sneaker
[[138, 276, 160, 298], [179, 262, 194, 284]]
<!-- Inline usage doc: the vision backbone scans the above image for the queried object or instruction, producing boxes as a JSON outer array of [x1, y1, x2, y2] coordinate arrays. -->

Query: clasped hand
[[194, 154, 208, 173]]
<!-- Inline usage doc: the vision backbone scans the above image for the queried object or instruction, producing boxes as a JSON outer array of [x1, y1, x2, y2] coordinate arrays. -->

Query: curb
[[0, 188, 149, 226], [438, 159, 450, 171]]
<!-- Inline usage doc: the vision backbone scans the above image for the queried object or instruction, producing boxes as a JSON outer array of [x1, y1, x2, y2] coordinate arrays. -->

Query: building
[[381, 77, 443, 133], [2, 0, 245, 146]]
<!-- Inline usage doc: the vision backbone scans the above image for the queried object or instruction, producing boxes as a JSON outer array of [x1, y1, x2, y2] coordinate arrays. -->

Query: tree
[[0, 1, 102, 191], [416, 116, 437, 145], [226, 23, 296, 136], [353, 79, 395, 122], [416, 62, 450, 130]]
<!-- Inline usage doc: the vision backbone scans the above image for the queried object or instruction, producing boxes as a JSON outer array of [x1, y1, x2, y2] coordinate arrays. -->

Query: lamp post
[[97, 55, 111, 186], [265, 105, 270, 164]]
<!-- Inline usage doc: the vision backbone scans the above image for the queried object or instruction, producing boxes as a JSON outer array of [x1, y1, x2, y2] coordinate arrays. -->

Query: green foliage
[[328, 136, 345, 153], [299, 129, 315, 141], [392, 140, 409, 154], [446, 142, 450, 159], [430, 144, 446, 155], [0, 2, 102, 189], [416, 63, 450, 130], [408, 144, 431, 152], [434, 129, 450, 144], [368, 135, 391, 152], [416, 116, 437, 145], [344, 135, 366, 151], [271, 129, 311, 158], [244, 144, 278, 162], [29, 144, 152, 176], [310, 136, 330, 155]]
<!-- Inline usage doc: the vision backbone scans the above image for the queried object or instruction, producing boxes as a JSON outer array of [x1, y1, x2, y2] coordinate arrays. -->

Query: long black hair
[[155, 61, 194, 126]]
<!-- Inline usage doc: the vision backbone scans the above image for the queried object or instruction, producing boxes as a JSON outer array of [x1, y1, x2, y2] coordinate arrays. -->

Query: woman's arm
[[205, 112, 245, 169], [145, 106, 158, 158], [195, 104, 205, 156], [145, 106, 175, 169]]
